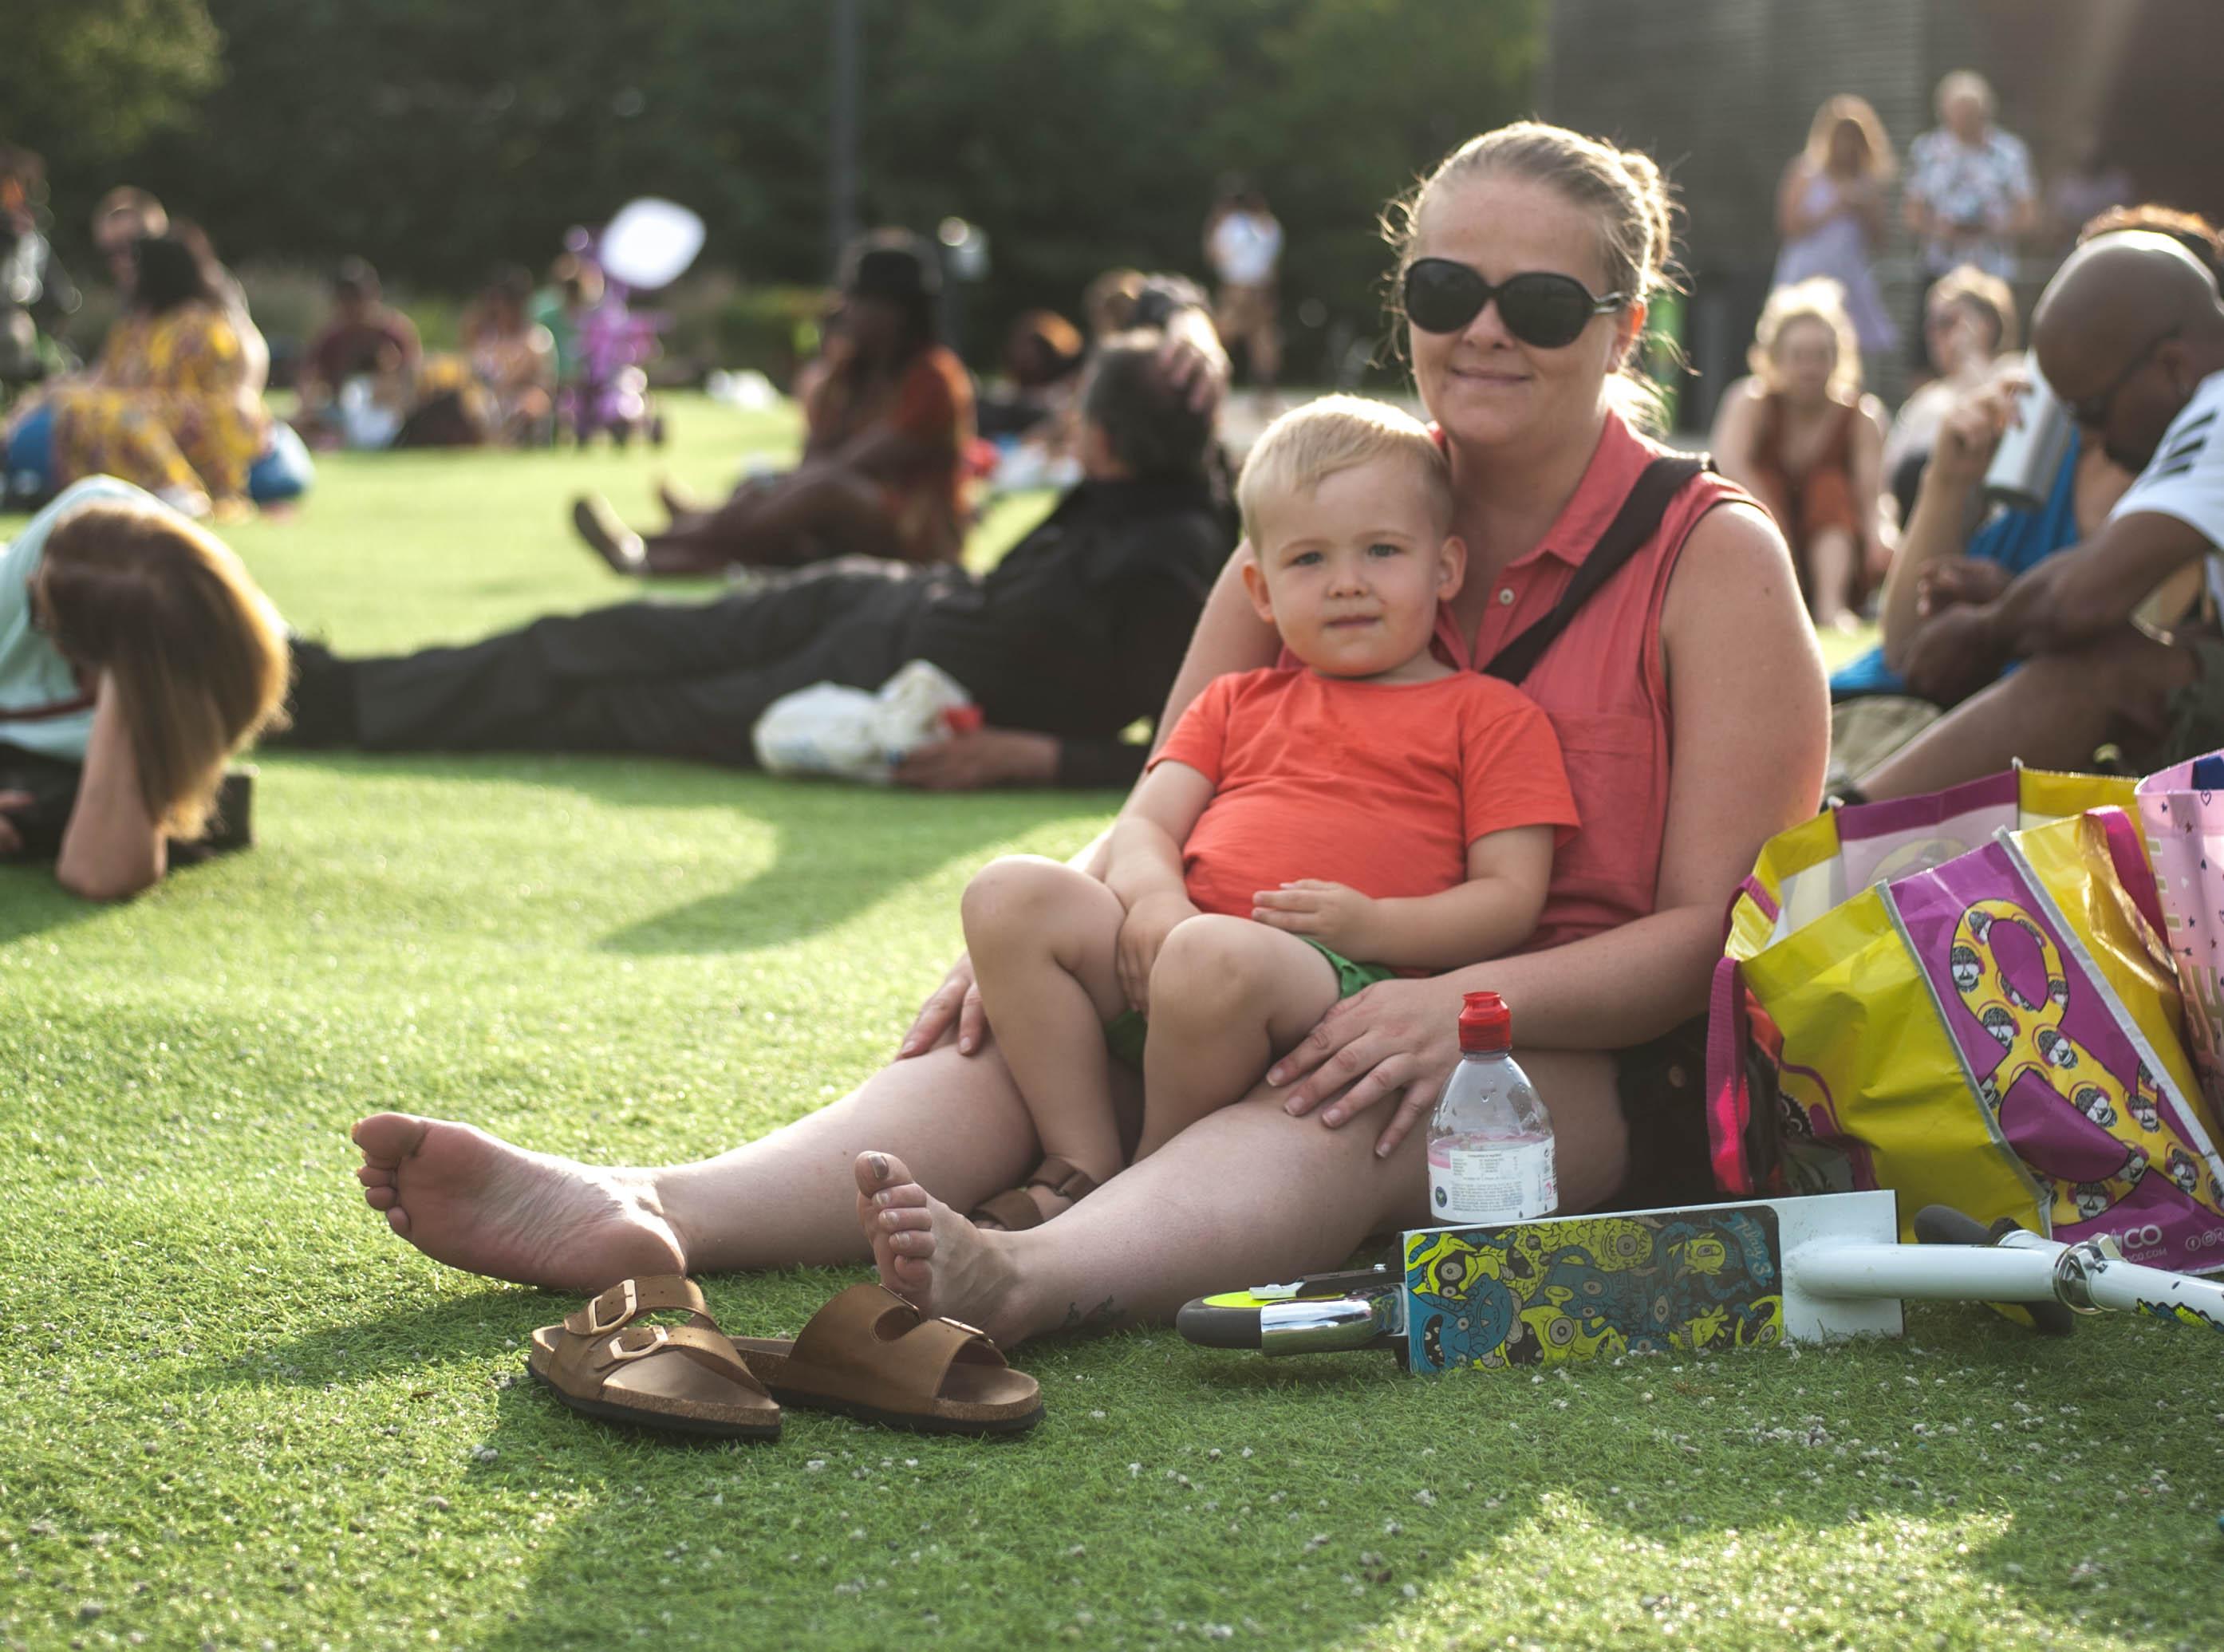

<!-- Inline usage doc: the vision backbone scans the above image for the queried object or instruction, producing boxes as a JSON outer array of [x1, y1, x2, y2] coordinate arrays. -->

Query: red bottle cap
[[1457, 990, 1511, 1053]]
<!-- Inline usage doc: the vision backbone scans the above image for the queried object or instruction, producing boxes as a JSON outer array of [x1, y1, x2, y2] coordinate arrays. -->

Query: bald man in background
[[1860, 232, 2224, 795]]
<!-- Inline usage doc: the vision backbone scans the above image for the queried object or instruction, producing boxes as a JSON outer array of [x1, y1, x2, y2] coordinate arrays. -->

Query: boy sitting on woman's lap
[[961, 396, 1579, 1228]]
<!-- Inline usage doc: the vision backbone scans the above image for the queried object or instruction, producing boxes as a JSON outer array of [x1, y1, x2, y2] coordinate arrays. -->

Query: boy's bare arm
[[1249, 825, 1554, 973], [1103, 761, 1213, 911], [1104, 761, 1214, 1013]]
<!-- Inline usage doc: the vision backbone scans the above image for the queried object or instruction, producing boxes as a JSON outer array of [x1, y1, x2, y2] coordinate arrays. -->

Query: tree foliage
[[0, 0, 224, 170], [8, 0, 1541, 374]]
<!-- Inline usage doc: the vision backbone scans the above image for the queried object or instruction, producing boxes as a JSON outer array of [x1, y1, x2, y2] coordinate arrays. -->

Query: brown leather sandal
[[967, 1155, 1101, 1231], [526, 1276, 782, 1441], [729, 1283, 1043, 1436]]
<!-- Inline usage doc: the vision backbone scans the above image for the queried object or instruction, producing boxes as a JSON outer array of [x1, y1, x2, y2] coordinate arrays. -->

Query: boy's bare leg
[[961, 856, 1133, 1221], [1138, 916, 1340, 1159]]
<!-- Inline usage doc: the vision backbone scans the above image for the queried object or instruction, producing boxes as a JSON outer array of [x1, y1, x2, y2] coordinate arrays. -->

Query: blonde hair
[[1749, 278, 1862, 400], [1804, 95, 1895, 182], [38, 502, 290, 838], [1236, 394, 1452, 547], [1383, 121, 1679, 428], [1926, 263, 2020, 353], [1935, 70, 1995, 120]]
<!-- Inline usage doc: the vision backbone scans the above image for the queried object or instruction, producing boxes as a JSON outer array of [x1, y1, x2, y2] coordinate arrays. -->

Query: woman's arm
[[1142, 548, 1280, 769], [1878, 382, 2007, 670], [1776, 162, 1825, 240], [1851, 393, 1893, 574], [1272, 503, 1826, 1149], [54, 674, 165, 901]]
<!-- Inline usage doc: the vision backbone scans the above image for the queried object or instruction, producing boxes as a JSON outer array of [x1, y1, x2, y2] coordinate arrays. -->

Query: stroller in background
[[558, 198, 704, 448]]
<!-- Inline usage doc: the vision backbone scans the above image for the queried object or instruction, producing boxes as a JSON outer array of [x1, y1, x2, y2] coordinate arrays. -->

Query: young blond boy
[[960, 396, 1577, 1228]]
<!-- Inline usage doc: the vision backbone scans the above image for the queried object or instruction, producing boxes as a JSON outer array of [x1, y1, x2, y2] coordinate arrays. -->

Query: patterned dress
[[46, 301, 270, 512]]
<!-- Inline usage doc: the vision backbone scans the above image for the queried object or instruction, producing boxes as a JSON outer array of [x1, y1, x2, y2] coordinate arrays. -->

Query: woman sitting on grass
[[348, 121, 1825, 1347], [22, 234, 272, 521], [571, 231, 976, 575], [0, 477, 290, 899], [1710, 278, 1891, 630]]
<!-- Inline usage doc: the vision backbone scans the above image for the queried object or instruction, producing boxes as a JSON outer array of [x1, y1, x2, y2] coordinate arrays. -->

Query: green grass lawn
[[4, 397, 2222, 1651]]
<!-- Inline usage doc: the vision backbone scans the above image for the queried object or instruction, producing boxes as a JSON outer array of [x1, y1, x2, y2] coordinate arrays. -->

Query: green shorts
[[1102, 938, 1396, 1069]]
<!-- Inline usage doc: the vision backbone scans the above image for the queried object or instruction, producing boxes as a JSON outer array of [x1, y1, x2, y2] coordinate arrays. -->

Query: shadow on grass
[[0, 865, 104, 946], [267, 747, 1108, 956]]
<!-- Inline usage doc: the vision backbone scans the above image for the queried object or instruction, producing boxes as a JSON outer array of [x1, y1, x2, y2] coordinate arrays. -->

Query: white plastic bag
[[751, 660, 976, 783]]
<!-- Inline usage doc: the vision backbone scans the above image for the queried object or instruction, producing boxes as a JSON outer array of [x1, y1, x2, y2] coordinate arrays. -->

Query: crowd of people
[[7, 83, 2224, 1358]]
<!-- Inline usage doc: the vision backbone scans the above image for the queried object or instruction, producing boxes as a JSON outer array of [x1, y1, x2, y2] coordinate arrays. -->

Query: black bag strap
[[1482, 454, 1710, 685]]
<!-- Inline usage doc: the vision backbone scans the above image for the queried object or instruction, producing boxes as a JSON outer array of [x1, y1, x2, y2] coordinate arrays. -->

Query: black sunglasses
[[1402, 258, 1627, 349]]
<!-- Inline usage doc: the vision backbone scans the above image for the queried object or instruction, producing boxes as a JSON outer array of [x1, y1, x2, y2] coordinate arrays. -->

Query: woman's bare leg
[[1138, 917, 1339, 1159], [861, 1049, 1627, 1346], [962, 857, 1134, 1217], [349, 1034, 1119, 1292], [1805, 526, 1858, 629]]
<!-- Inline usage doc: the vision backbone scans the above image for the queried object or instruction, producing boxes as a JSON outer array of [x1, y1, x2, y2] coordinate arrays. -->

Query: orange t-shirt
[[1149, 666, 1579, 928]]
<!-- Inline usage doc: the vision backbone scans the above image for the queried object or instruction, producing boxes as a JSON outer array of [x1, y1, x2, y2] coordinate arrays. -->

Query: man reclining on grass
[[283, 332, 1232, 791]]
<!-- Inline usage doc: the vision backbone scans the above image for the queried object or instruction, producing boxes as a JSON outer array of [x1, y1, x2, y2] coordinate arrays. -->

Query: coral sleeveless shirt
[[1437, 412, 1750, 954]]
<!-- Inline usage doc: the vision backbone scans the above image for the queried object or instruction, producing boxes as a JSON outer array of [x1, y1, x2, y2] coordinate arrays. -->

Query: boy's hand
[[1251, 881, 1375, 954], [1117, 893, 1200, 1015]]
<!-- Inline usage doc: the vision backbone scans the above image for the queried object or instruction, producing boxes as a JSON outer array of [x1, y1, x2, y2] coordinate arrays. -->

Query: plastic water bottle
[[1425, 991, 1557, 1224]]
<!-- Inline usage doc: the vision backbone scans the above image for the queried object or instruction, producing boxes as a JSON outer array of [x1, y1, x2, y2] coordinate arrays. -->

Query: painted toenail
[[868, 1153, 889, 1181]]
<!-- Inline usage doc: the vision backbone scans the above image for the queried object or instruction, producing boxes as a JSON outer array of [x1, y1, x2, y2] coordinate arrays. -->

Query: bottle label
[[1428, 1138, 1557, 1225]]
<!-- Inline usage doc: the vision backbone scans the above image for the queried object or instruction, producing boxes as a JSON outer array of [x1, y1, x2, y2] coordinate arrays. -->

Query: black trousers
[[352, 559, 940, 765]]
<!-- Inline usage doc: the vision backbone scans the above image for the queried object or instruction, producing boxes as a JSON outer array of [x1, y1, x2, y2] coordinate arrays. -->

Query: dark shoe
[[168, 769, 254, 867]]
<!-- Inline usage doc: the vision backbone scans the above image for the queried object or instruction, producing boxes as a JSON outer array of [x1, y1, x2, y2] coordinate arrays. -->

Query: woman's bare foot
[[353, 1114, 684, 1294], [854, 1151, 1030, 1346], [571, 495, 645, 574]]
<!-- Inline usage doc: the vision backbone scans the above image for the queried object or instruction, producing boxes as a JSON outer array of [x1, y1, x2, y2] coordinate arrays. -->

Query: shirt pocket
[[1545, 709, 1663, 919]]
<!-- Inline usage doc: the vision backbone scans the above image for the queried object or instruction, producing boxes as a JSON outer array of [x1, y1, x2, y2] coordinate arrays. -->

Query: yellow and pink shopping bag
[[1705, 767, 2224, 1273]]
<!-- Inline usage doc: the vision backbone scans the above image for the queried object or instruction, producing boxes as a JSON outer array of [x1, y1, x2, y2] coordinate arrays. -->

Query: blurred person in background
[[1771, 95, 1898, 365], [1710, 278, 1890, 629], [1, 146, 78, 392], [89, 189, 269, 396], [1879, 265, 2018, 522], [976, 309, 1086, 441], [572, 231, 973, 574], [1836, 208, 2222, 787], [461, 265, 554, 446], [0, 478, 289, 899], [296, 258, 422, 448], [1903, 70, 2037, 372], [33, 231, 270, 519], [1205, 179, 1284, 392]]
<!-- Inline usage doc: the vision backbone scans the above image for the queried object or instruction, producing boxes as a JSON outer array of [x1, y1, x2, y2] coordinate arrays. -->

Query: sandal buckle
[[583, 1279, 639, 1335], [605, 1324, 669, 1362], [937, 1315, 987, 1339]]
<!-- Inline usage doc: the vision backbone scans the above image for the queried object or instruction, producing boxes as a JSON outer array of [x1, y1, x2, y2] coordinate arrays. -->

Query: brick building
[[1540, 0, 2224, 423]]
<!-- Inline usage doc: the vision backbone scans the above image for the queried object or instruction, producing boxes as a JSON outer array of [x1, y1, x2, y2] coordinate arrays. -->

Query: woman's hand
[[898, 951, 988, 1059], [1116, 892, 1199, 1015], [1269, 975, 1465, 1157], [893, 727, 1059, 790], [1250, 880, 1377, 954]]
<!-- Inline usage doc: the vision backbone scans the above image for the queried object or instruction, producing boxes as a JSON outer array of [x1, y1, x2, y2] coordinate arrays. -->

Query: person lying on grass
[[959, 396, 1575, 1228], [0, 477, 289, 898], [283, 331, 1230, 791]]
